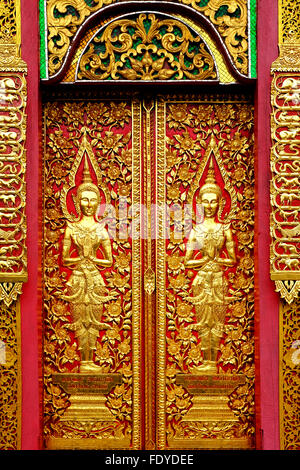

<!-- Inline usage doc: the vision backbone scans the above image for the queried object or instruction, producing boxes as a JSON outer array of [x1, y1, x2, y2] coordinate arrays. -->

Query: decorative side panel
[[0, 0, 27, 450], [0, 300, 21, 449], [274, 0, 300, 451], [270, 66, 300, 303], [42, 99, 141, 449], [270, 3, 300, 302], [156, 94, 256, 450]]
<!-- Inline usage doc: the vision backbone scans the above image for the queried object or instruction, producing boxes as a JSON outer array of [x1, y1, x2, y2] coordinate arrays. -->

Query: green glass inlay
[[249, 0, 257, 78], [39, 0, 47, 79], [53, 5, 79, 19], [143, 18, 152, 34], [198, 0, 210, 7], [85, 0, 98, 6], [215, 5, 241, 19]]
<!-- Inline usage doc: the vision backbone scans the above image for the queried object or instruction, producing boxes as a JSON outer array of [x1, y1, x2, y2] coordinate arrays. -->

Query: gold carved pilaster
[[271, 0, 300, 451], [0, 0, 27, 450], [270, 36, 300, 303]]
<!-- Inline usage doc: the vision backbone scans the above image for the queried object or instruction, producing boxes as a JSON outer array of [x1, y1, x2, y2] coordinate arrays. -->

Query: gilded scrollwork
[[43, 1, 252, 78], [159, 97, 255, 448], [43, 99, 139, 447], [77, 13, 217, 81], [46, 0, 115, 76], [176, 0, 249, 74]]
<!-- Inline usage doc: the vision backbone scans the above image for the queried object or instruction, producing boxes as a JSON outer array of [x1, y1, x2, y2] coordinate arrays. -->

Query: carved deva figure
[[184, 158, 236, 374], [62, 156, 114, 373]]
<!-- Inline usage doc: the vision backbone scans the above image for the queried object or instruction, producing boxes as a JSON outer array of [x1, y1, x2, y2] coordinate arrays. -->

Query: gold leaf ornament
[[77, 13, 217, 81]]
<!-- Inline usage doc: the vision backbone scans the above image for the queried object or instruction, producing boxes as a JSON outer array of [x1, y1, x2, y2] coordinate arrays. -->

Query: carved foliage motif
[[45, 0, 113, 76], [0, 300, 20, 449], [43, 100, 135, 445], [43, 0, 251, 77], [176, 0, 249, 74], [280, 299, 300, 450], [77, 13, 217, 81], [163, 99, 255, 445], [280, 0, 300, 44], [0, 0, 18, 42]]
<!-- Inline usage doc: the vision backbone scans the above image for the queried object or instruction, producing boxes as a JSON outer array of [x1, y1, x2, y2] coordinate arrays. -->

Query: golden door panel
[[156, 95, 256, 450], [42, 99, 142, 449], [42, 93, 256, 450]]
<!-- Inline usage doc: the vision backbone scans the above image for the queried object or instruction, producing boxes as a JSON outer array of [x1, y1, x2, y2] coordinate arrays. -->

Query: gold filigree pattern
[[46, 0, 114, 76], [43, 99, 141, 448], [77, 14, 217, 81], [0, 0, 18, 43], [279, 0, 300, 44], [176, 0, 248, 74], [280, 299, 300, 450], [44, 1, 251, 78], [156, 96, 255, 449], [0, 299, 21, 449]]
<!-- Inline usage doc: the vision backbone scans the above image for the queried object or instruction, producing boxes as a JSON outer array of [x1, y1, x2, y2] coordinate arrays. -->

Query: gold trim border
[[0, 0, 26, 450], [156, 97, 167, 450], [132, 98, 142, 449]]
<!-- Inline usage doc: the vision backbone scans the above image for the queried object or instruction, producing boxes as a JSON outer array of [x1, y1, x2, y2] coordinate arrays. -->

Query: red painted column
[[256, 0, 280, 449], [20, 0, 41, 449]]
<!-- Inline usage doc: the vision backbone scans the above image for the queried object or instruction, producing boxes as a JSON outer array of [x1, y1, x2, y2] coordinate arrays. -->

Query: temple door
[[40, 3, 258, 450], [42, 90, 256, 450]]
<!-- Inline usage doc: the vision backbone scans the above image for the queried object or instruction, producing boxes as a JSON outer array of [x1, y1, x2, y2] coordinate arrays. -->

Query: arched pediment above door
[[40, 1, 257, 84]]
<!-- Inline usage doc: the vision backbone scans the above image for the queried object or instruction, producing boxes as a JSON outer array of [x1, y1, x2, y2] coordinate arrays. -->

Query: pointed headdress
[[198, 156, 222, 199]]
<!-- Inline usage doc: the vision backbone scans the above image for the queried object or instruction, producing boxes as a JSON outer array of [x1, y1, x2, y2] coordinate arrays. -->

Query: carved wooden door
[[42, 90, 256, 450]]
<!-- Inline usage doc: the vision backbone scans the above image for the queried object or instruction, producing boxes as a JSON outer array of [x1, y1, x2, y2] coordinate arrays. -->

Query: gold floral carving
[[279, 0, 300, 45], [0, 297, 21, 449], [279, 299, 300, 450], [46, 0, 115, 76], [156, 95, 255, 449], [43, 99, 141, 449], [0, 1, 19, 44], [77, 13, 217, 81], [172, 0, 249, 75]]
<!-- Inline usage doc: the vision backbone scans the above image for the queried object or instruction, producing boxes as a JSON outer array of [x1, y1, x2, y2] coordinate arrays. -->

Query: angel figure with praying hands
[[184, 157, 236, 374], [61, 153, 115, 373]]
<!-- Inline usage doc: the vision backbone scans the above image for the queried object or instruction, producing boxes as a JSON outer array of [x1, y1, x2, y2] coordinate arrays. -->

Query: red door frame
[[20, 0, 280, 450]]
